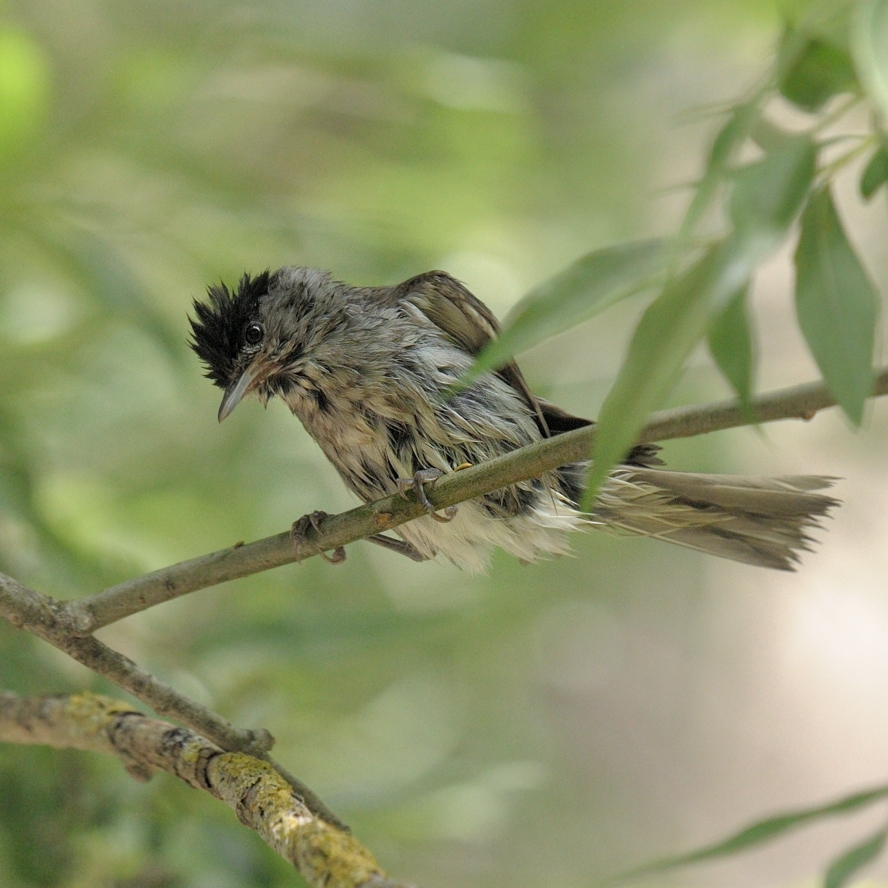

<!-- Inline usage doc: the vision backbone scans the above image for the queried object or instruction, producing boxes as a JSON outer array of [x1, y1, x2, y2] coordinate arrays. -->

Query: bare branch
[[66, 368, 888, 633], [0, 692, 414, 888], [0, 572, 347, 829], [0, 574, 269, 749]]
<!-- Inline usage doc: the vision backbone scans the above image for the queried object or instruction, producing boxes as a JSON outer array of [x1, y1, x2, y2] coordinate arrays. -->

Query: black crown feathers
[[189, 271, 270, 388]]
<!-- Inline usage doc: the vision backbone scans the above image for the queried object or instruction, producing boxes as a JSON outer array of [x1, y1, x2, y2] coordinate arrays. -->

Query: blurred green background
[[2, 1, 888, 886]]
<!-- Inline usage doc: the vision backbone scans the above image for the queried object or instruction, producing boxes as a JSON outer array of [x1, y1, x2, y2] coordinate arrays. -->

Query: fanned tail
[[591, 468, 839, 570]]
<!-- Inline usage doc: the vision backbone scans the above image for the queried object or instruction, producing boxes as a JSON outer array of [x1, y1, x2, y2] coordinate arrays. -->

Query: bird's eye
[[244, 323, 264, 346]]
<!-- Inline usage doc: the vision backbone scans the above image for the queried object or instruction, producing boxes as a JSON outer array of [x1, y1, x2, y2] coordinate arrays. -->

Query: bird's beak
[[218, 364, 259, 422]]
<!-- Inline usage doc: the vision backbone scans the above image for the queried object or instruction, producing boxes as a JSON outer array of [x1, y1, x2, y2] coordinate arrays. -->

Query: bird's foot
[[290, 511, 346, 564], [396, 468, 458, 523]]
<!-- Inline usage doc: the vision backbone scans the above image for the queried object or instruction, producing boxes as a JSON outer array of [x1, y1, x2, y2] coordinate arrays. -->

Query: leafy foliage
[[480, 3, 884, 500], [778, 33, 858, 112], [795, 186, 879, 425], [860, 141, 888, 197], [825, 824, 888, 888], [707, 285, 754, 408], [466, 239, 668, 382], [605, 784, 888, 885]]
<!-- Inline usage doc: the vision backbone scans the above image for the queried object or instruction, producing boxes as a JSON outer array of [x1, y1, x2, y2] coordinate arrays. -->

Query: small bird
[[189, 267, 838, 572]]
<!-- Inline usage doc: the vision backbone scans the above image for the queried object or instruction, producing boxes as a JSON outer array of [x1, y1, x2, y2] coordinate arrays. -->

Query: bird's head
[[189, 268, 334, 421]]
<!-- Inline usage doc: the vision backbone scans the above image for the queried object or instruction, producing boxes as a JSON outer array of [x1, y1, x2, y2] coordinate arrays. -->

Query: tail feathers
[[594, 469, 839, 571]]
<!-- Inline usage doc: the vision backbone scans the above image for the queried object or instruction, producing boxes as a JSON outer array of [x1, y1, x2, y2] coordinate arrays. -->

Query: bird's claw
[[290, 511, 346, 564], [397, 468, 458, 523]]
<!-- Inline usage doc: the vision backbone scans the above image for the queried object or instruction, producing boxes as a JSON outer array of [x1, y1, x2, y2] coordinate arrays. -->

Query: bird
[[189, 266, 838, 573]]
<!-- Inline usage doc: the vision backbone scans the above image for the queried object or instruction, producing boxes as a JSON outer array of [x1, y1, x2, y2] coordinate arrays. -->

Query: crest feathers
[[189, 271, 270, 388]]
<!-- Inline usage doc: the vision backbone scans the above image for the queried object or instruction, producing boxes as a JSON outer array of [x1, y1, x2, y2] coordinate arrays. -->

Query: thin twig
[[0, 572, 348, 829], [65, 368, 888, 634]]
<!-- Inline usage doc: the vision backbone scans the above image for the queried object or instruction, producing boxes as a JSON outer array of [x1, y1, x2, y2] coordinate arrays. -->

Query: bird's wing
[[388, 271, 573, 438], [390, 271, 500, 352], [383, 272, 661, 466], [534, 397, 592, 434]]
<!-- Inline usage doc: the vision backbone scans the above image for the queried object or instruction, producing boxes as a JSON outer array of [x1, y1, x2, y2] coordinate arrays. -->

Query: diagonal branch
[[66, 368, 888, 634], [0, 691, 414, 888], [0, 571, 348, 829]]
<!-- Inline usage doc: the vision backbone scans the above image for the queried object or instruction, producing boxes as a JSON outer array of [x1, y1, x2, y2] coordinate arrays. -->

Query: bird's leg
[[291, 513, 428, 563], [366, 534, 430, 561], [396, 468, 458, 523], [290, 510, 346, 564]]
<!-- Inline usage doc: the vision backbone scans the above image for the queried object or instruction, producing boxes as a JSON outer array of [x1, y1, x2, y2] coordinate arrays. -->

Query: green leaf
[[778, 34, 858, 112], [600, 784, 888, 886], [729, 134, 817, 245], [824, 825, 888, 888], [677, 23, 811, 244], [679, 102, 757, 242], [466, 238, 669, 380], [583, 238, 754, 507], [749, 116, 797, 153], [860, 143, 888, 198], [794, 186, 879, 425], [583, 137, 816, 505], [851, 0, 888, 123], [708, 284, 755, 405]]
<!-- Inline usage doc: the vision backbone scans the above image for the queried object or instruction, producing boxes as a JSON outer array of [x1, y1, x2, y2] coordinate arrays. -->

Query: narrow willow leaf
[[583, 238, 753, 507], [584, 135, 815, 507], [860, 144, 888, 199], [729, 134, 817, 245], [824, 825, 888, 888], [778, 33, 858, 112], [749, 116, 796, 153], [681, 23, 809, 243], [851, 0, 888, 123], [679, 101, 757, 242], [708, 285, 754, 405], [794, 187, 879, 425], [600, 784, 888, 886], [467, 239, 669, 382]]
